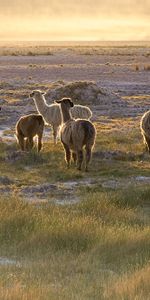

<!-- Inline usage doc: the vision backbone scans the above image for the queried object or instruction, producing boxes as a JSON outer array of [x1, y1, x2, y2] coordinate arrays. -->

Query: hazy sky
[[0, 0, 149, 41]]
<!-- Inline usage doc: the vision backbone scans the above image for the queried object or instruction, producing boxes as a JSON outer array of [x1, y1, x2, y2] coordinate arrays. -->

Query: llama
[[70, 104, 92, 119], [56, 97, 96, 171], [30, 90, 61, 145], [140, 110, 150, 153], [15, 114, 44, 152], [30, 90, 92, 144]]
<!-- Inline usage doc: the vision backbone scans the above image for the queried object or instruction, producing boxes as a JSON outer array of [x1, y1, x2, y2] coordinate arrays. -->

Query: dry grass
[[0, 45, 54, 56], [0, 187, 149, 299], [0, 41, 150, 57], [104, 264, 150, 300]]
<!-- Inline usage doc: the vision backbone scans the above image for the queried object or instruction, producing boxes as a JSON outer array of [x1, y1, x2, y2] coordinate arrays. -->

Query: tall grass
[[0, 185, 149, 299]]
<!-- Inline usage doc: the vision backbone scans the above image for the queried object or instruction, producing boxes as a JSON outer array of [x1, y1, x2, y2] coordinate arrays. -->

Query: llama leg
[[63, 143, 71, 168], [77, 150, 83, 171], [53, 125, 58, 145], [37, 133, 43, 152], [85, 147, 91, 172], [142, 135, 147, 152], [145, 136, 150, 153], [72, 152, 77, 164], [28, 137, 34, 150], [25, 138, 30, 151], [17, 134, 25, 151]]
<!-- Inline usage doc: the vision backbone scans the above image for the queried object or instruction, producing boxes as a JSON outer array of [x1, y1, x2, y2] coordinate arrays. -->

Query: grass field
[[0, 123, 150, 300]]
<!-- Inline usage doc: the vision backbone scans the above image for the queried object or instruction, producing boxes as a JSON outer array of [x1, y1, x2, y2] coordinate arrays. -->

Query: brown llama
[[56, 98, 96, 171], [15, 114, 44, 152]]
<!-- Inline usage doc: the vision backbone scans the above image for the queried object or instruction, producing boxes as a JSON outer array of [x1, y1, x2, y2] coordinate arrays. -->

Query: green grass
[[0, 125, 150, 299]]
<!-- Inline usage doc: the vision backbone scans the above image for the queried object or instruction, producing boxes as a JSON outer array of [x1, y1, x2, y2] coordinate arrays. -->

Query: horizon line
[[0, 40, 150, 43]]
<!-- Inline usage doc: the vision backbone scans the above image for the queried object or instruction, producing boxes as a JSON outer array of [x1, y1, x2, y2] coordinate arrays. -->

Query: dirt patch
[[0, 257, 21, 267], [19, 179, 96, 205], [19, 176, 150, 205], [1, 172, 150, 205], [5, 150, 27, 162], [94, 150, 144, 161]]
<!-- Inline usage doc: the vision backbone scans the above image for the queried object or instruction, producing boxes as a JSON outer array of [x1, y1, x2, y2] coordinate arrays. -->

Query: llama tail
[[82, 121, 96, 146]]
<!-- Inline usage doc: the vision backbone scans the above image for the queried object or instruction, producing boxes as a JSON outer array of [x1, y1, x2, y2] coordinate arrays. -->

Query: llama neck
[[33, 95, 47, 115], [61, 105, 72, 123]]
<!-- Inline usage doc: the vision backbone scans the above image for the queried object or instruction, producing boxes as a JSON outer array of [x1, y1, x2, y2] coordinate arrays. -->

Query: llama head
[[30, 90, 46, 98], [55, 98, 74, 108]]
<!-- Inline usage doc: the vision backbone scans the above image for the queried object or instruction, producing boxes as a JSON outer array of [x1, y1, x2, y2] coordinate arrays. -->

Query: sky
[[0, 0, 149, 41]]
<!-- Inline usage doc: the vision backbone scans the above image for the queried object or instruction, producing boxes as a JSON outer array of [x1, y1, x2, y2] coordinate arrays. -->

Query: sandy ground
[[0, 46, 150, 92]]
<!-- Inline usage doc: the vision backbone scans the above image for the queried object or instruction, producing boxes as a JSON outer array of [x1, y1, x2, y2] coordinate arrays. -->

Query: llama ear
[[41, 92, 46, 95], [68, 99, 74, 107]]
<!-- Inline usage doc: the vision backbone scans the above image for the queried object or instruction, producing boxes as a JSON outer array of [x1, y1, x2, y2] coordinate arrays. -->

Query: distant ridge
[[0, 40, 150, 47]]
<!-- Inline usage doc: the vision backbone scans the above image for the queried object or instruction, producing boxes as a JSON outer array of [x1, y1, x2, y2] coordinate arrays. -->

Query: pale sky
[[0, 0, 149, 41]]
